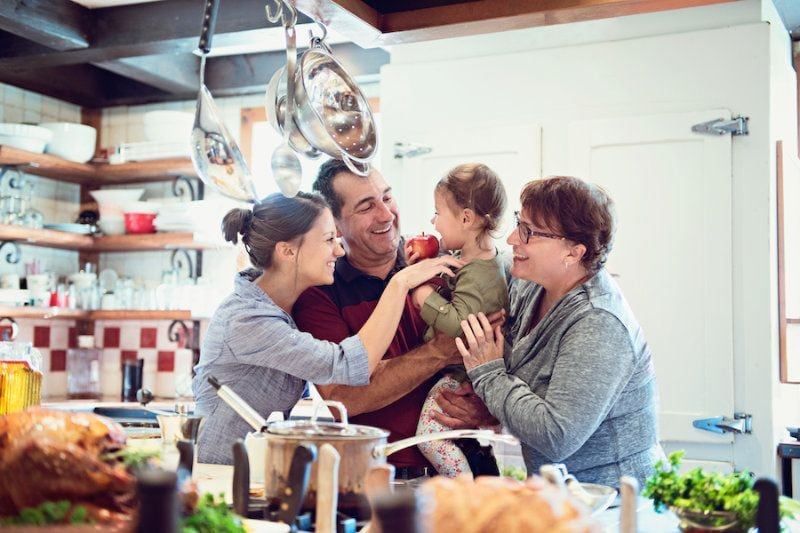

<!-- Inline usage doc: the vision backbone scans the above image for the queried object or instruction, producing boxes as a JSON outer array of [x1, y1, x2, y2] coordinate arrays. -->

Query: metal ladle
[[267, 0, 303, 198], [190, 0, 257, 203]]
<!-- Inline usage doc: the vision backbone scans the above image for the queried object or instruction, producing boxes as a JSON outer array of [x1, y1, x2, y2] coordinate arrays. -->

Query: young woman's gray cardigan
[[468, 269, 664, 488]]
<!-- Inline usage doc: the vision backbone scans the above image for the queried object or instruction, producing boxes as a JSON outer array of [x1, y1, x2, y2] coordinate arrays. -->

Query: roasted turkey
[[0, 408, 136, 521], [420, 475, 601, 533]]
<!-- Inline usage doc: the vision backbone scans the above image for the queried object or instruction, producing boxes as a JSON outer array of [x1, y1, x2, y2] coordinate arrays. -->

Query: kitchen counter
[[190, 462, 682, 532]]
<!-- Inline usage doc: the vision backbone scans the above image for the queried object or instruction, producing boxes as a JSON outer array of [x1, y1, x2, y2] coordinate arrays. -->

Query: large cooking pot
[[261, 402, 518, 512]]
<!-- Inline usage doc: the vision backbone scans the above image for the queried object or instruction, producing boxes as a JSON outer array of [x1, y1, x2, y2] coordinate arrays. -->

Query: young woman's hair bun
[[221, 207, 253, 245]]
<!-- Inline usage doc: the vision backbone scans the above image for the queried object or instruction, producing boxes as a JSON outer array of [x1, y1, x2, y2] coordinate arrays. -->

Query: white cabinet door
[[391, 124, 541, 250], [569, 110, 735, 462]]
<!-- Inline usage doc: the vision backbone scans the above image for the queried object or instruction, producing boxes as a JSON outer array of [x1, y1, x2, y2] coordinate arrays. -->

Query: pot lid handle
[[311, 399, 348, 425]]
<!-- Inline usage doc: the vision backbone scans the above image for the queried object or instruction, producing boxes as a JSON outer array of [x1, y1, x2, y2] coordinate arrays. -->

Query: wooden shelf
[[0, 224, 216, 252], [0, 306, 192, 321], [0, 145, 195, 186]]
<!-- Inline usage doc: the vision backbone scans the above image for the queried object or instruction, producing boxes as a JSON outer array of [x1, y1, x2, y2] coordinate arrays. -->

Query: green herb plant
[[643, 450, 797, 530], [181, 492, 247, 533], [500, 464, 528, 481]]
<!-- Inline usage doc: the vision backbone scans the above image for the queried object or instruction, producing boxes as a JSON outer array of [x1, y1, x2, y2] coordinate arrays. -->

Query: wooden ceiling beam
[[0, 0, 90, 51], [297, 0, 740, 46], [94, 55, 200, 95], [0, 0, 311, 71]]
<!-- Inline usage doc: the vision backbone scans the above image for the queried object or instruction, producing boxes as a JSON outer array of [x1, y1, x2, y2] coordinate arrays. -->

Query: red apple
[[407, 232, 440, 260]]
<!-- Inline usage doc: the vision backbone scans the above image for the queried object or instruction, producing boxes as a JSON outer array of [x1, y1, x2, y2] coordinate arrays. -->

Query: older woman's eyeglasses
[[514, 212, 565, 244]]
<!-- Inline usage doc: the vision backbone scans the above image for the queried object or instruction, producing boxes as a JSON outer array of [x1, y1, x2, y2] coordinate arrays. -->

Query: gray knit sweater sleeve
[[469, 309, 636, 462]]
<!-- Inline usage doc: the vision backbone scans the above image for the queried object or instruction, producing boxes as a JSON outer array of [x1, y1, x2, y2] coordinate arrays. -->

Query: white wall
[[379, 0, 795, 476]]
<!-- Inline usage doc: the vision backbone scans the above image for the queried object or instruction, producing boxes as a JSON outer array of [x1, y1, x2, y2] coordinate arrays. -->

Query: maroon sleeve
[[294, 287, 351, 343]]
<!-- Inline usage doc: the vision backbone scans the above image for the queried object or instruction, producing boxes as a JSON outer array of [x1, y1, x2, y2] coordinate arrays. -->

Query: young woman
[[193, 192, 463, 464]]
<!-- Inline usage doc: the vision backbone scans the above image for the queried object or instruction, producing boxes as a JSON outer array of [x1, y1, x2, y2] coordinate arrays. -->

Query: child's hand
[[404, 243, 420, 264], [411, 284, 435, 309]]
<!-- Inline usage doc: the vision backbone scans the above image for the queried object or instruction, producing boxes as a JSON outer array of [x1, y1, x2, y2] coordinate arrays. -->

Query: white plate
[[43, 223, 95, 234], [242, 518, 291, 533]]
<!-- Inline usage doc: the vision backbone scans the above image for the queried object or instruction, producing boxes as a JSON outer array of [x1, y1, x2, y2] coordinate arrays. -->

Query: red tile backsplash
[[68, 327, 78, 348], [157, 351, 175, 372], [103, 327, 120, 348], [122, 350, 138, 362], [140, 327, 157, 348], [33, 326, 50, 348], [50, 349, 66, 372]]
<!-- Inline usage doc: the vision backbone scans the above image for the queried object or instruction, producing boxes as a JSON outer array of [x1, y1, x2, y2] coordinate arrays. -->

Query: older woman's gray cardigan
[[468, 269, 664, 488]]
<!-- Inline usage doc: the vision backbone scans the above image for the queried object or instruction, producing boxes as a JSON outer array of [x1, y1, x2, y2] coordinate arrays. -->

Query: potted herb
[[644, 451, 799, 532]]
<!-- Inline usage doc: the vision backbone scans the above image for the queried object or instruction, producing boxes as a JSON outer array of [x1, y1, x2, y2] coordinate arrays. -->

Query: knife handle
[[232, 439, 250, 517], [277, 443, 317, 527]]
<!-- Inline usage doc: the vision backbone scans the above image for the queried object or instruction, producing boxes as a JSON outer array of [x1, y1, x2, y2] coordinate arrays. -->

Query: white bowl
[[39, 122, 97, 163], [143, 111, 194, 143], [90, 188, 145, 219], [98, 217, 126, 236], [0, 123, 53, 153]]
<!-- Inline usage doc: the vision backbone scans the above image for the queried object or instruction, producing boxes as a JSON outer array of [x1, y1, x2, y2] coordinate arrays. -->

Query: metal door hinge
[[693, 412, 752, 434], [691, 116, 749, 136]]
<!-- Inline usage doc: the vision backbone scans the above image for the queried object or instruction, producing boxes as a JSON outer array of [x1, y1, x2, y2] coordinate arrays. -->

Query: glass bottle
[[66, 335, 101, 399]]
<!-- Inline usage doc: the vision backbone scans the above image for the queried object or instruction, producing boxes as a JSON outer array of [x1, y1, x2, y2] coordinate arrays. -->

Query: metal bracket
[[691, 116, 749, 136], [693, 412, 752, 434], [0, 166, 28, 191], [172, 175, 198, 201], [393, 141, 432, 159], [0, 241, 21, 264]]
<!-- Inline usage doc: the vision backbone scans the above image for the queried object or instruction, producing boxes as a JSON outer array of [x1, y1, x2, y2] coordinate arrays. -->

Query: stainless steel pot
[[262, 402, 517, 511]]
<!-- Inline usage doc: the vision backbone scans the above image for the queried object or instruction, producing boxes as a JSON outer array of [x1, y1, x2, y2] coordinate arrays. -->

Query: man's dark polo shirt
[[293, 253, 436, 468]]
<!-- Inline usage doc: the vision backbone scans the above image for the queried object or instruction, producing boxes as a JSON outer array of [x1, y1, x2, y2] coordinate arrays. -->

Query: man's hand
[[432, 381, 499, 429]]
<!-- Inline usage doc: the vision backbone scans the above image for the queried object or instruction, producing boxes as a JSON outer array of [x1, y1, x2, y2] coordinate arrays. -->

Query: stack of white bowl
[[89, 189, 144, 235], [38, 122, 97, 163], [0, 124, 53, 153]]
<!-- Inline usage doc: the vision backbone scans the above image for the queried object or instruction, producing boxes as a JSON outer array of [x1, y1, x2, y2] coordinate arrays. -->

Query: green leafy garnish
[[643, 450, 796, 530], [501, 464, 527, 481], [182, 492, 246, 533], [102, 447, 160, 470], [0, 500, 92, 525]]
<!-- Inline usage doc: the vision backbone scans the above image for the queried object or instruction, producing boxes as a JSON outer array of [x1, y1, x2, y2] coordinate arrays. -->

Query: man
[[293, 159, 496, 477]]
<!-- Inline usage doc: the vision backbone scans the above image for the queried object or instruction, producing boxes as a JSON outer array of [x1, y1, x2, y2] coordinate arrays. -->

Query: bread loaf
[[419, 475, 601, 533]]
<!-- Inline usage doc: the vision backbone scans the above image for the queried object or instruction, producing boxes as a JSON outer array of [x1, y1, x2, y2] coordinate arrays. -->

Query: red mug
[[124, 212, 157, 234]]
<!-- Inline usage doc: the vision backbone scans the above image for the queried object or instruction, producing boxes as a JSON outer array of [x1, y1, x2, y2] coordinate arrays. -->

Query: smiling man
[[292, 159, 492, 476]]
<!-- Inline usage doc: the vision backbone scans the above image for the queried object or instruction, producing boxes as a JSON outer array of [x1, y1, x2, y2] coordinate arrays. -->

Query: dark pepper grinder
[[136, 468, 178, 533], [121, 358, 144, 402]]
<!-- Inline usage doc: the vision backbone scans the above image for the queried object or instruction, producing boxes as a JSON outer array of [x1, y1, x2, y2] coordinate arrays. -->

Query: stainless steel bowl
[[265, 67, 321, 159], [293, 45, 377, 175]]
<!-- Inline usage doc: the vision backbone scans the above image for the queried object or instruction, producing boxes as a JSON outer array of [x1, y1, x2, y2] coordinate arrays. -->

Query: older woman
[[455, 176, 664, 488]]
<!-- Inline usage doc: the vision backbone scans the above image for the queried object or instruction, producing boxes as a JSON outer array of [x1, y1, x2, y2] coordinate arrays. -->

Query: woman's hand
[[394, 255, 465, 291], [456, 312, 504, 371]]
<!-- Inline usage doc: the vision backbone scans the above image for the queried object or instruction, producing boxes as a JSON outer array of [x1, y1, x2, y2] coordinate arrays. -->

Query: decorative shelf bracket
[[0, 316, 19, 341], [172, 175, 200, 202], [0, 240, 21, 264], [168, 318, 202, 369], [171, 248, 203, 281], [0, 166, 28, 191]]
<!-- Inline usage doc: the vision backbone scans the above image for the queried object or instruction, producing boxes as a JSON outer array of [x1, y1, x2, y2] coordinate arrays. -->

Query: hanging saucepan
[[189, 0, 257, 203], [261, 402, 518, 513], [265, 66, 321, 159], [291, 34, 378, 176]]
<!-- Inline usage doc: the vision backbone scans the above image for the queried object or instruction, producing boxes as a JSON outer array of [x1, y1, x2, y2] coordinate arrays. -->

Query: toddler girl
[[408, 163, 508, 477]]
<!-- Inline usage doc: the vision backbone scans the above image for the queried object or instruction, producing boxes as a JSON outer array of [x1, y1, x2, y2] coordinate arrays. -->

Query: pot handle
[[311, 399, 348, 425], [373, 429, 519, 459], [341, 154, 371, 177]]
